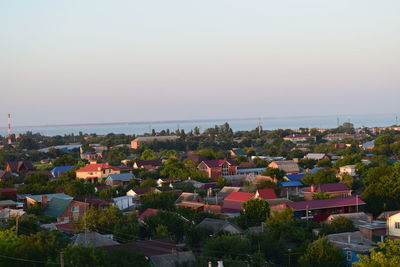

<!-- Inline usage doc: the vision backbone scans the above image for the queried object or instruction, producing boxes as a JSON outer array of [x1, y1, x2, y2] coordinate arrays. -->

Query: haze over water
[[1, 113, 397, 137]]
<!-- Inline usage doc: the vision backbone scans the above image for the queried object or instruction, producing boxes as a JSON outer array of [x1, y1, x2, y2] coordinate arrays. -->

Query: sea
[[1, 113, 398, 137]]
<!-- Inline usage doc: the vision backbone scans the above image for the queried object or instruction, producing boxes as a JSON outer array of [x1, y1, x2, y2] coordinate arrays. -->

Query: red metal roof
[[222, 192, 255, 213], [76, 163, 120, 172], [286, 196, 365, 211], [303, 183, 350, 193], [224, 192, 255, 202], [256, 189, 277, 200]]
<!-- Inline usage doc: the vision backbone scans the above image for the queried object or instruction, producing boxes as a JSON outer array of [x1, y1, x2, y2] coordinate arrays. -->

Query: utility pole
[[7, 113, 12, 145], [84, 197, 87, 246], [60, 252, 64, 267], [15, 215, 19, 236]]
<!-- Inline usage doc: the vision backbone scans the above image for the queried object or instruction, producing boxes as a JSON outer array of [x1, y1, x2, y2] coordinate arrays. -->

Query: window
[[346, 251, 352, 261], [222, 164, 229, 176], [72, 206, 79, 213], [395, 222, 400, 229]]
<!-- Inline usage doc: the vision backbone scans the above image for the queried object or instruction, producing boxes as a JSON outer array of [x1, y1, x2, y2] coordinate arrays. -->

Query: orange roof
[[76, 163, 120, 172]]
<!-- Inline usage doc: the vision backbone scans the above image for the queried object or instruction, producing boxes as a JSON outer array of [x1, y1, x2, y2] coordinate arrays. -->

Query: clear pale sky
[[1, 0, 399, 126]]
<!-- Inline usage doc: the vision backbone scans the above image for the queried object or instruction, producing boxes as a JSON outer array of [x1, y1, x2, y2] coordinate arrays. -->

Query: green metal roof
[[43, 197, 72, 218]]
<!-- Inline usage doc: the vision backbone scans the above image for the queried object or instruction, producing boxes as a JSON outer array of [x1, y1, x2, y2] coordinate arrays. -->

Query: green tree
[[262, 167, 286, 181], [355, 239, 400, 267], [204, 235, 251, 262], [238, 198, 270, 228], [301, 169, 338, 186], [140, 178, 157, 188], [143, 211, 188, 241], [140, 191, 177, 211], [340, 174, 353, 188], [361, 162, 400, 216], [312, 192, 334, 200], [299, 238, 345, 267], [62, 245, 106, 267], [320, 216, 357, 235]]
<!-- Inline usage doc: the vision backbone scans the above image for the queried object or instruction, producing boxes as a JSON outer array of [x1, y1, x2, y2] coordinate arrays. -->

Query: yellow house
[[388, 212, 400, 240], [75, 161, 120, 183]]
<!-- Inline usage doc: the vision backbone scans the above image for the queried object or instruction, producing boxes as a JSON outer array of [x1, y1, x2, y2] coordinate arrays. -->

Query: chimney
[[41, 195, 48, 207], [347, 234, 351, 244], [367, 213, 373, 223], [310, 185, 315, 192]]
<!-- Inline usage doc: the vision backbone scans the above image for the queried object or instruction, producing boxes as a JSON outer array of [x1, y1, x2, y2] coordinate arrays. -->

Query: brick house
[[75, 161, 120, 183], [0, 188, 17, 198], [41, 196, 89, 223], [302, 183, 352, 200], [5, 161, 35, 175], [197, 160, 238, 179]]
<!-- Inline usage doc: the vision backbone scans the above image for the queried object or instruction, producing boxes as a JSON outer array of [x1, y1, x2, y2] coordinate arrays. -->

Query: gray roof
[[197, 218, 243, 234], [218, 187, 241, 199], [305, 153, 327, 160], [72, 232, 119, 247], [150, 251, 196, 267], [0, 200, 17, 207], [270, 160, 300, 173], [326, 231, 376, 253], [175, 193, 200, 204], [106, 173, 135, 182]]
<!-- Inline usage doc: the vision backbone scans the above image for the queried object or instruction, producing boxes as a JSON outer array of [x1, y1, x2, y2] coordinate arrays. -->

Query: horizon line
[[1, 111, 398, 130]]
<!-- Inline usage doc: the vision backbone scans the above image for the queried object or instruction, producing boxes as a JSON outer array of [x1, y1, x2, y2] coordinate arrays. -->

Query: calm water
[[1, 113, 398, 137]]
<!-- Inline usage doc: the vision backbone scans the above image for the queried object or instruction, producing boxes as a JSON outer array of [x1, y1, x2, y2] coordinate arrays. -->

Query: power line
[[0, 254, 58, 265]]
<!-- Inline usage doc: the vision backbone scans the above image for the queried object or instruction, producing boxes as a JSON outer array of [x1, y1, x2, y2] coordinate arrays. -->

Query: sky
[[1, 0, 400, 126]]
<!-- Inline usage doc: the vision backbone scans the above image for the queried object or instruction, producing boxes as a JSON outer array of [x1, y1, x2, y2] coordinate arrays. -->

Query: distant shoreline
[[1, 112, 397, 130]]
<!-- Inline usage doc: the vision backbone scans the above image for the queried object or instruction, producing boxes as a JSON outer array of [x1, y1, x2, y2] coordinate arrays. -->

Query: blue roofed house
[[106, 173, 135, 186], [51, 166, 77, 178], [280, 173, 305, 197], [285, 173, 306, 182]]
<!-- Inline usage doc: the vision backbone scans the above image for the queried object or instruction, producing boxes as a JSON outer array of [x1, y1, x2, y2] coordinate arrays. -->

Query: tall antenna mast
[[7, 113, 12, 145]]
